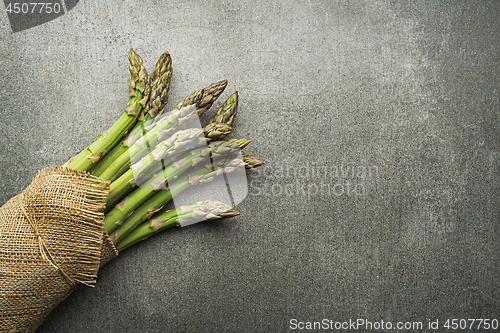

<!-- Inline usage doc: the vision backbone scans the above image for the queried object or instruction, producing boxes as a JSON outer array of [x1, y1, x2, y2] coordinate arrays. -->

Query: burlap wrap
[[0, 167, 118, 333]]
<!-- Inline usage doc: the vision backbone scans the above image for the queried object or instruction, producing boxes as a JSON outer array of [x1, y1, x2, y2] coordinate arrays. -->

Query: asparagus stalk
[[65, 49, 150, 171], [107, 165, 233, 243], [100, 120, 231, 185], [109, 154, 263, 243], [92, 52, 173, 176], [103, 126, 215, 210], [114, 200, 239, 251], [129, 79, 228, 159], [209, 91, 238, 126], [96, 80, 228, 182], [105, 136, 250, 210], [103, 138, 247, 233]]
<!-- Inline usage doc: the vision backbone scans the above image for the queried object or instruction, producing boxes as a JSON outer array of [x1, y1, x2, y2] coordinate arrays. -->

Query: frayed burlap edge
[[0, 167, 118, 333], [100, 230, 119, 268]]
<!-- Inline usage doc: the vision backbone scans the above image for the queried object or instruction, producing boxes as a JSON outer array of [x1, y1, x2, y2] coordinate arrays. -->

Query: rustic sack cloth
[[0, 167, 118, 333]]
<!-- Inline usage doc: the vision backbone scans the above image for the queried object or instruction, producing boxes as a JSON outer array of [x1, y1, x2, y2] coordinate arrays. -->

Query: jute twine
[[0, 167, 118, 333]]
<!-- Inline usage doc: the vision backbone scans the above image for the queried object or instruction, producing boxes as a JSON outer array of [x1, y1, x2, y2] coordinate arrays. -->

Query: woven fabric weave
[[0, 167, 116, 333]]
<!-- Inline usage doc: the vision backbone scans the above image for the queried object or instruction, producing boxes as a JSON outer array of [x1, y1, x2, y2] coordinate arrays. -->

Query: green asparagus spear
[[103, 139, 246, 233], [96, 80, 227, 181], [101, 121, 231, 191], [92, 52, 173, 176], [103, 127, 211, 209], [109, 154, 263, 243], [104, 136, 250, 210], [65, 49, 150, 171], [209, 91, 238, 126], [115, 200, 239, 251]]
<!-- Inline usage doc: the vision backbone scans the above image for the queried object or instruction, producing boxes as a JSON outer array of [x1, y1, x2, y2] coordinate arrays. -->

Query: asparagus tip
[[242, 154, 265, 168]]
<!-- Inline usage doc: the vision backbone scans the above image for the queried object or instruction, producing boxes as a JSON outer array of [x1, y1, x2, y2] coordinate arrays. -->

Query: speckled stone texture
[[0, 0, 498, 332]]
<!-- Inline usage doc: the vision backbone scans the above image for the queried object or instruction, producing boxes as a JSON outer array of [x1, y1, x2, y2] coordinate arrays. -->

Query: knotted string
[[16, 194, 78, 288]]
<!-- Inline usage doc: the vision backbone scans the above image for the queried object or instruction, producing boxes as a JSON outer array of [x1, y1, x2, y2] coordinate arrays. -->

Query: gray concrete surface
[[1, 0, 499, 332]]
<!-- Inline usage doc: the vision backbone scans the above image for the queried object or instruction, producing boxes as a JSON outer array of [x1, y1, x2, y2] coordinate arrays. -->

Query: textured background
[[0, 0, 499, 332]]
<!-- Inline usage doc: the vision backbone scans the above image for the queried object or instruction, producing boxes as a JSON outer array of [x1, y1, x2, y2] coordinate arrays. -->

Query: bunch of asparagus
[[64, 49, 263, 252]]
